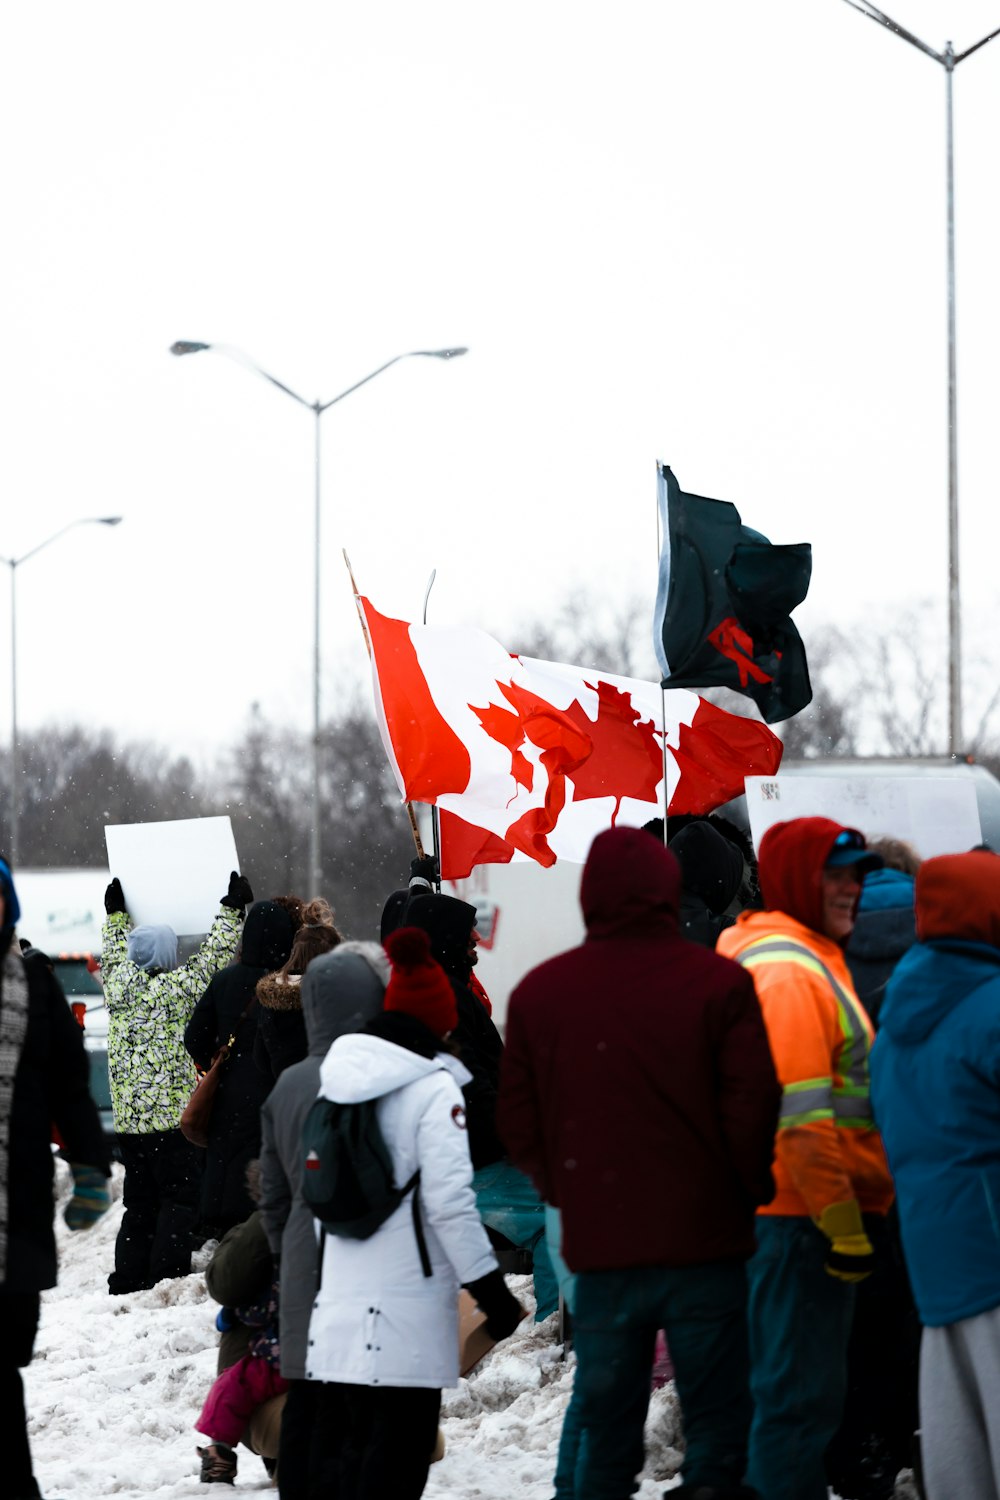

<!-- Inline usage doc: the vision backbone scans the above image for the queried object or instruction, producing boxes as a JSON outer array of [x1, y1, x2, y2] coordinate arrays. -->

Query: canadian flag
[[360, 597, 782, 879]]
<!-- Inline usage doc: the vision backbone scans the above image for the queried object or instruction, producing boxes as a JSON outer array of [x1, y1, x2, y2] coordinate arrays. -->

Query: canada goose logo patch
[[451, 1104, 467, 1129]]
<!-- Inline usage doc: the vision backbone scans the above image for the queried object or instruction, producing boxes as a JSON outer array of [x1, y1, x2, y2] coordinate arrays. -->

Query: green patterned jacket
[[102, 907, 242, 1134]]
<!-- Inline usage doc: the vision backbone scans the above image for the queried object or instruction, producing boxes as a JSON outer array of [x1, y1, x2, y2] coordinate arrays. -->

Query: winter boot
[[197, 1444, 238, 1484]]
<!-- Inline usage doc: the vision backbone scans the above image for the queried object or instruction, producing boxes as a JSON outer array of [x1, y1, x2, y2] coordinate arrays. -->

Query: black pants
[[826, 1210, 922, 1500], [109, 1129, 201, 1295], [279, 1380, 441, 1500], [1, 1289, 41, 1499], [279, 1380, 348, 1499]]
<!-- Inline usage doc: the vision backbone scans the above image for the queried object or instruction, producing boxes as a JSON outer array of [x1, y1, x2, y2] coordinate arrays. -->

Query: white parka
[[304, 1031, 497, 1389]]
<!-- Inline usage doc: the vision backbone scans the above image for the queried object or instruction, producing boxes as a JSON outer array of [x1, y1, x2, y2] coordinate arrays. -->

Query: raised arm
[[163, 874, 252, 1017], [100, 878, 136, 1012]]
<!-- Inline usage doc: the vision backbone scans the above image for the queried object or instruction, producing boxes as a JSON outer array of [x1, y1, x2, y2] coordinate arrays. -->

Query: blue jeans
[[566, 1261, 752, 1500], [746, 1216, 856, 1500]]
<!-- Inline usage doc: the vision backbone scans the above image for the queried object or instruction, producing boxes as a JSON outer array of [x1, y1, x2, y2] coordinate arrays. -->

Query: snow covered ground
[[25, 1164, 685, 1498], [27, 1164, 921, 1499]]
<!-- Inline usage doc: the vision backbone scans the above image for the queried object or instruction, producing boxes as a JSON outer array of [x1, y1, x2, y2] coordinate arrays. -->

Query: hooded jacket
[[717, 817, 894, 1219], [103, 905, 242, 1134], [184, 901, 296, 1225], [304, 1019, 497, 1389], [497, 826, 780, 1272], [870, 852, 1000, 1327], [846, 867, 917, 1026], [258, 941, 388, 1380]]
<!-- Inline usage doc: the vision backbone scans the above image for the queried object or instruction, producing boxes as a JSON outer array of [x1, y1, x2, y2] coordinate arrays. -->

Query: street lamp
[[170, 340, 467, 896], [1, 516, 123, 866], [840, 1, 1000, 755]]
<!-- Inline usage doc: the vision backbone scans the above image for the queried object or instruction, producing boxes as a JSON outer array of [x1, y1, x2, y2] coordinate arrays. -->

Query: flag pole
[[656, 463, 670, 848], [422, 569, 443, 891], [342, 550, 426, 860]]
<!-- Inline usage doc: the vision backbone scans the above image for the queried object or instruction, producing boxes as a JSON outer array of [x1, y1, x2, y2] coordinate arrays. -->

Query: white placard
[[744, 774, 982, 859], [104, 816, 240, 935], [16, 868, 110, 953]]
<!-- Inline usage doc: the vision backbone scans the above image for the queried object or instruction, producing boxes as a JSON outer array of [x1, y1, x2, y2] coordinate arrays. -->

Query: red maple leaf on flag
[[469, 698, 534, 792], [471, 676, 663, 852], [562, 680, 663, 823], [470, 681, 593, 864]]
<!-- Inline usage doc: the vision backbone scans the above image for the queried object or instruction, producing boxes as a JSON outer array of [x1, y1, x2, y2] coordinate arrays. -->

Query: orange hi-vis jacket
[[717, 908, 895, 1220]]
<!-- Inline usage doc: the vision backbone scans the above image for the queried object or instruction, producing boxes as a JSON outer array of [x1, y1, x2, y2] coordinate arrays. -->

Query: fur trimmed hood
[[255, 973, 303, 1012]]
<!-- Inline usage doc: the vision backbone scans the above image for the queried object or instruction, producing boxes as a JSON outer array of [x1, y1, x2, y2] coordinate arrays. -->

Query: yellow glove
[[818, 1200, 875, 1283]]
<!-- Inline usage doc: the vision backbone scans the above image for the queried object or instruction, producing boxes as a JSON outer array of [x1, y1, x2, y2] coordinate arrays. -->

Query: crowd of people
[[3, 806, 1000, 1500]]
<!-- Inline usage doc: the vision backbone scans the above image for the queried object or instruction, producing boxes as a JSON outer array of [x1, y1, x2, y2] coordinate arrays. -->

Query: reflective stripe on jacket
[[717, 910, 894, 1219], [737, 937, 875, 1130]]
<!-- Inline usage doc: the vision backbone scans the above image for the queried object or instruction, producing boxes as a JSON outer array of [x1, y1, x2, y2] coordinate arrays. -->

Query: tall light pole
[[1, 516, 123, 865], [170, 340, 468, 896], [841, 1, 1000, 756]]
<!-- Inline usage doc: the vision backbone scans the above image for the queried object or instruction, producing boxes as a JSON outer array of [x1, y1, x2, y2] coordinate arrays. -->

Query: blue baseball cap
[[825, 829, 883, 877]]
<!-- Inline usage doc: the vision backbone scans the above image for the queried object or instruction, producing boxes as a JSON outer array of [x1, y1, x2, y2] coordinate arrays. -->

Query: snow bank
[[25, 1164, 683, 1498], [28, 1164, 920, 1498]]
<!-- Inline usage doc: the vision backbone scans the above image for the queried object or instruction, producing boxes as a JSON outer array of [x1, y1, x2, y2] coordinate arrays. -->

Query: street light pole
[[170, 341, 468, 896], [1, 516, 123, 865], [840, 1, 1000, 757]]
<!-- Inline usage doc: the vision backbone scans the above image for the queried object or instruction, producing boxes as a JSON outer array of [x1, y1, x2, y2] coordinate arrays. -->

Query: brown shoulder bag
[[180, 1003, 253, 1149]]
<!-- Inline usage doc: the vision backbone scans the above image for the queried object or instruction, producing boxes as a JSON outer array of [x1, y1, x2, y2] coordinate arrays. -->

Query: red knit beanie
[[383, 927, 458, 1038]]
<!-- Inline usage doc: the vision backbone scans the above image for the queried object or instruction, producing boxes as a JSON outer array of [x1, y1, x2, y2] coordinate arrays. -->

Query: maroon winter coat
[[497, 826, 781, 1273]]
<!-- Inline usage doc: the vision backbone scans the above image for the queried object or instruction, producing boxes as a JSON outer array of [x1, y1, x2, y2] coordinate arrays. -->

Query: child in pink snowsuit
[[196, 1275, 289, 1483]]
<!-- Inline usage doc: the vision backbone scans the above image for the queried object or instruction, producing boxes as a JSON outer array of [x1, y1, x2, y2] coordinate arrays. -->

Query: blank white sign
[[104, 816, 240, 935], [744, 775, 982, 860]]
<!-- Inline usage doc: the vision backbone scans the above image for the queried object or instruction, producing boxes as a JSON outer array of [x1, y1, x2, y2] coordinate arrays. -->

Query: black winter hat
[[241, 900, 296, 971], [380, 889, 410, 944], [406, 893, 477, 977], [668, 820, 746, 916]]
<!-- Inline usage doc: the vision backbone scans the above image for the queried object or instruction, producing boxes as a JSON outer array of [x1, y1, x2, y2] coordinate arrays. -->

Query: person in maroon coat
[[497, 826, 780, 1500]]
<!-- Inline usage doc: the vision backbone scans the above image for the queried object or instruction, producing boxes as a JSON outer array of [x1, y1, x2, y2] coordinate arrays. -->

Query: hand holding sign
[[220, 872, 254, 913]]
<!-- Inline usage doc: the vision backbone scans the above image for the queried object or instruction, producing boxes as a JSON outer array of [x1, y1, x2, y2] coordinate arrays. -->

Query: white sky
[[3, 1, 999, 762]]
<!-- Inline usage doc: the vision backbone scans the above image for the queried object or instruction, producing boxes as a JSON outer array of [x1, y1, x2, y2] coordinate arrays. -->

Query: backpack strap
[[402, 1170, 432, 1278], [316, 1225, 327, 1292]]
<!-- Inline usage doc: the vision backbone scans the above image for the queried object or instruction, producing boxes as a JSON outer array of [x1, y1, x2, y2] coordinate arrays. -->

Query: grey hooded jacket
[[258, 940, 388, 1380]]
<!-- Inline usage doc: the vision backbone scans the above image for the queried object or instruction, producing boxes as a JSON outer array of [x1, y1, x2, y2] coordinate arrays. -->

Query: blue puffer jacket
[[870, 938, 1000, 1327]]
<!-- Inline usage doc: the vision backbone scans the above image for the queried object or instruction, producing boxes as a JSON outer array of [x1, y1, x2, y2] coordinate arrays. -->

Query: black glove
[[104, 877, 126, 915], [464, 1269, 523, 1342], [409, 854, 439, 889], [220, 871, 253, 911]]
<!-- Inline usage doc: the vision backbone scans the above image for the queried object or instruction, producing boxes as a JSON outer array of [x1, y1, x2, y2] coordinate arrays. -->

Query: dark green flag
[[653, 464, 812, 723]]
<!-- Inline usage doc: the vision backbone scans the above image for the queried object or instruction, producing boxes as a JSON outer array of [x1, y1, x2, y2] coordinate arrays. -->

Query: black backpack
[[301, 1096, 432, 1276]]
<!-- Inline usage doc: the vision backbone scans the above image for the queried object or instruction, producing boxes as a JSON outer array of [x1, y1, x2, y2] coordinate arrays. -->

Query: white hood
[[319, 1031, 471, 1103]]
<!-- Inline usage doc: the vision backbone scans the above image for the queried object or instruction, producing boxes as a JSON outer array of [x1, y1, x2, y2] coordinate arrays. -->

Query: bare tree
[[216, 699, 414, 940], [509, 588, 658, 679], [0, 726, 212, 867], [779, 630, 861, 759]]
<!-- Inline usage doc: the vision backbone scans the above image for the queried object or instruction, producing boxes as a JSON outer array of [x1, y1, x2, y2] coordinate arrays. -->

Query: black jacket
[[253, 975, 308, 1085], [406, 893, 505, 1169], [6, 951, 110, 1293], [185, 902, 294, 1227]]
